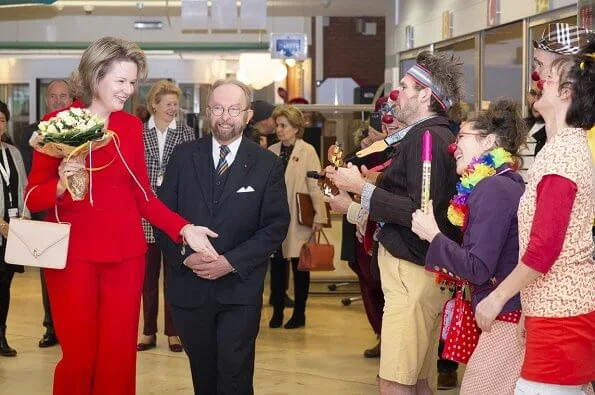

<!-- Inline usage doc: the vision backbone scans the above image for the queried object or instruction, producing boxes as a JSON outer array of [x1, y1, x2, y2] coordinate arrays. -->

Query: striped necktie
[[216, 145, 230, 176]]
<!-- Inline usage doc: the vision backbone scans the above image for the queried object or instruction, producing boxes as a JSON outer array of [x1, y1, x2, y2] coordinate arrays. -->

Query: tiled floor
[[0, 269, 460, 394]]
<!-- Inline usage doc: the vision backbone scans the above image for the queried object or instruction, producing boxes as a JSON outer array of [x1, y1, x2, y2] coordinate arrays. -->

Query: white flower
[[47, 124, 58, 134], [85, 120, 97, 130], [38, 121, 48, 133], [57, 110, 70, 120], [63, 116, 76, 127], [55, 122, 64, 131], [71, 108, 83, 117]]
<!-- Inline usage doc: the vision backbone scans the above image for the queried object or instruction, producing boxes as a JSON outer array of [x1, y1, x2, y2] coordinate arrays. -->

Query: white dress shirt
[[212, 135, 242, 169], [148, 116, 177, 164]]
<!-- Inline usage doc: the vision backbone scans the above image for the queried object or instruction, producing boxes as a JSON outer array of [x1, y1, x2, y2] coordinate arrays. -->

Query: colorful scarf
[[447, 148, 515, 231]]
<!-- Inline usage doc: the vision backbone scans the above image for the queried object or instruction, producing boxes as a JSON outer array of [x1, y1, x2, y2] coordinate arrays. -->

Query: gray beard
[[211, 123, 244, 142]]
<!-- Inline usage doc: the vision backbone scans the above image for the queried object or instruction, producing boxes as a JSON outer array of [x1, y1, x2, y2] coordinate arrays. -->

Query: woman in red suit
[[25, 37, 217, 395]]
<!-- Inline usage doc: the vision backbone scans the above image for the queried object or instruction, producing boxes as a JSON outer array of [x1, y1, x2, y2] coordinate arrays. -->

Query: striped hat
[[533, 23, 591, 55]]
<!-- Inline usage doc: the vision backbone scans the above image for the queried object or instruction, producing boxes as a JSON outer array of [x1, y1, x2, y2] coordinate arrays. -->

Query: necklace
[[447, 148, 515, 231]]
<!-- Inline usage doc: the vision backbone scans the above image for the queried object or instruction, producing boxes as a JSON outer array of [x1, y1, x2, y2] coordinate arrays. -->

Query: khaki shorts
[[378, 245, 449, 386]]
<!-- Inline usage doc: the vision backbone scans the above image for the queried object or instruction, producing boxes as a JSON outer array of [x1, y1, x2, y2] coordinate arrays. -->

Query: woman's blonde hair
[[146, 80, 181, 114], [71, 37, 147, 105], [271, 104, 305, 135]]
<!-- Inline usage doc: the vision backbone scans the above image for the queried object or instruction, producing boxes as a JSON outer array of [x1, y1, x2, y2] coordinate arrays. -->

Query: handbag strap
[[317, 229, 330, 245], [23, 185, 66, 225]]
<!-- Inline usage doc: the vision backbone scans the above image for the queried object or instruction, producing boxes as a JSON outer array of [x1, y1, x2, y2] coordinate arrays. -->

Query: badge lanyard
[[0, 143, 14, 209]]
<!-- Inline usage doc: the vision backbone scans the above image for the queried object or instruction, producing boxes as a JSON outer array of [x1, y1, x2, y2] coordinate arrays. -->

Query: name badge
[[8, 208, 18, 219], [157, 174, 164, 187]]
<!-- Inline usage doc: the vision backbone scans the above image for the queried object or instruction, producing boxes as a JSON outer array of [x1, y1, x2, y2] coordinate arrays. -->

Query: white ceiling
[[1, 0, 388, 18]]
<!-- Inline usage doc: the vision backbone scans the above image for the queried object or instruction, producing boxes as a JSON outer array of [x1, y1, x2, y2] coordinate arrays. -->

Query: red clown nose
[[531, 70, 541, 82], [389, 89, 399, 101], [447, 143, 457, 155], [382, 114, 394, 124]]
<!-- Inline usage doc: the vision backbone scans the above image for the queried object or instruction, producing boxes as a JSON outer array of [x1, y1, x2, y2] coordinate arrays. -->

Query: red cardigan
[[26, 102, 188, 262]]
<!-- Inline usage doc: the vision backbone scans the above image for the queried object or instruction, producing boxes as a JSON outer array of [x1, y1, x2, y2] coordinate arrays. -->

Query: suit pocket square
[[237, 186, 255, 193]]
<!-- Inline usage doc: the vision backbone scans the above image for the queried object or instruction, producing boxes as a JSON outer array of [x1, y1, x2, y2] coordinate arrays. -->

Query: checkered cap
[[533, 23, 591, 55]]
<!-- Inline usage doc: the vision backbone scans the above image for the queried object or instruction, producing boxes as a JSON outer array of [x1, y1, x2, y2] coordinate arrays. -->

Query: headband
[[406, 64, 454, 110]]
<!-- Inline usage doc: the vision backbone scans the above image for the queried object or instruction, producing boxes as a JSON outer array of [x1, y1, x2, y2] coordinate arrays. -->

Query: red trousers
[[44, 256, 145, 395]]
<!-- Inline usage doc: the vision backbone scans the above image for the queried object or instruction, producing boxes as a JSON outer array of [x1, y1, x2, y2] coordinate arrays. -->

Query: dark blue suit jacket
[[155, 135, 290, 308]]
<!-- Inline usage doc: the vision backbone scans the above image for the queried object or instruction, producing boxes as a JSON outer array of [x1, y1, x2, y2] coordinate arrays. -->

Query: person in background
[[268, 104, 327, 329], [336, 95, 393, 359], [18, 79, 73, 349], [326, 50, 464, 394], [475, 50, 594, 395], [0, 101, 28, 357], [25, 36, 216, 395], [136, 80, 195, 353], [249, 100, 278, 148], [412, 99, 528, 394]]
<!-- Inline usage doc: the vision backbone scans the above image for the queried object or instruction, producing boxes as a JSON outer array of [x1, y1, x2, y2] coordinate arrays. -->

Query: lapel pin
[[293, 156, 299, 162]]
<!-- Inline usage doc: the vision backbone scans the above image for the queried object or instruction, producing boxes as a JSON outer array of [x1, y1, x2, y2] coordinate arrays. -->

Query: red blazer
[[26, 102, 188, 262]]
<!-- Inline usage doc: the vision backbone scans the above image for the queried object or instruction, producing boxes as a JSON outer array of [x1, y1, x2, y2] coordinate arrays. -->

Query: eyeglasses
[[455, 132, 483, 143], [208, 105, 249, 118]]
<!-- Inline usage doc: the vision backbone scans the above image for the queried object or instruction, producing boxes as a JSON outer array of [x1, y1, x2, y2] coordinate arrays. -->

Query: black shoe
[[363, 340, 381, 358], [136, 335, 157, 352], [268, 294, 295, 308], [284, 315, 305, 329], [269, 312, 284, 328], [438, 371, 458, 390], [0, 326, 16, 357], [38, 333, 59, 348]]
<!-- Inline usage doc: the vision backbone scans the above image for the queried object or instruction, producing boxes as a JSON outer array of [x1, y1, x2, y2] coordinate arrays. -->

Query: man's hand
[[191, 254, 235, 280], [181, 225, 219, 261], [324, 163, 366, 195], [312, 222, 324, 232], [327, 190, 352, 214]]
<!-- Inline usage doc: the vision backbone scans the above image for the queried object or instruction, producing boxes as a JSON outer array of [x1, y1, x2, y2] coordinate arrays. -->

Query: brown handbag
[[295, 192, 331, 228], [298, 230, 335, 272]]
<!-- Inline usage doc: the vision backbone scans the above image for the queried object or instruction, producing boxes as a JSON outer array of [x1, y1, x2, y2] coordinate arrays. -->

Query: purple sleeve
[[425, 177, 522, 284]]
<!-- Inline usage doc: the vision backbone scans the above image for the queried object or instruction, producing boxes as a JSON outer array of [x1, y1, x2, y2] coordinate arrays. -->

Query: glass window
[[436, 37, 477, 113], [482, 22, 523, 107], [0, 84, 30, 147]]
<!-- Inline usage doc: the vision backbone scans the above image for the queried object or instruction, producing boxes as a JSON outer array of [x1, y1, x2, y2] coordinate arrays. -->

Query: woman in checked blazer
[[137, 80, 195, 353]]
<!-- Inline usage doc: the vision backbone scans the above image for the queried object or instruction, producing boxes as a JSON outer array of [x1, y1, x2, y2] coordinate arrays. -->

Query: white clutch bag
[[4, 187, 70, 269]]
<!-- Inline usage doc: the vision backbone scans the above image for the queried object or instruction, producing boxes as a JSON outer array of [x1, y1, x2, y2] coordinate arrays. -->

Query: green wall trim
[[0, 41, 269, 51]]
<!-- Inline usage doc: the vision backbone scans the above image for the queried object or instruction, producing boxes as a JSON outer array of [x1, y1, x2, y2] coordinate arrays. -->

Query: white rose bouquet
[[31, 108, 114, 200]]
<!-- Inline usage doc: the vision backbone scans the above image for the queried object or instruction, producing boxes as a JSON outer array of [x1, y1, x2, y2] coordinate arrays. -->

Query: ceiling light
[[134, 21, 163, 30]]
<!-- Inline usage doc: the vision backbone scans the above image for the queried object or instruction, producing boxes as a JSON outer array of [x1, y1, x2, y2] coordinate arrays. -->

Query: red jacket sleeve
[[127, 116, 188, 243], [522, 174, 577, 273]]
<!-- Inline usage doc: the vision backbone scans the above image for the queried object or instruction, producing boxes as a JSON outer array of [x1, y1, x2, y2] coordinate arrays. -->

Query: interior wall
[[385, 0, 576, 70]]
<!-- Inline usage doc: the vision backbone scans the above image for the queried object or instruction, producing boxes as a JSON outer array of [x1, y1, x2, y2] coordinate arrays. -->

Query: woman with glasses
[[411, 99, 528, 394], [137, 80, 195, 353], [268, 105, 327, 329], [475, 48, 595, 393]]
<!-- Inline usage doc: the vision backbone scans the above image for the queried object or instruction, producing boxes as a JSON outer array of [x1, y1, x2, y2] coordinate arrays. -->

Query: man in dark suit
[[155, 79, 290, 395], [17, 79, 72, 348]]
